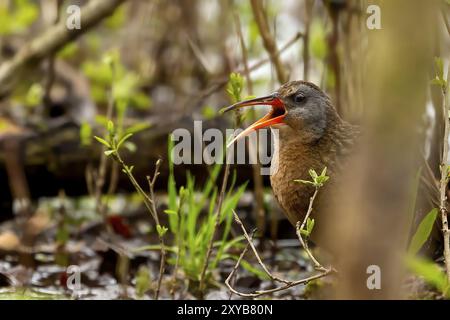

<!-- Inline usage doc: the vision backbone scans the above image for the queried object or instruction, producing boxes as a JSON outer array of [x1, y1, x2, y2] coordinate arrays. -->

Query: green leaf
[[201, 106, 216, 120], [406, 256, 449, 297], [156, 225, 168, 237], [125, 122, 151, 135], [107, 120, 115, 136], [117, 133, 133, 150], [239, 259, 270, 280], [309, 169, 318, 179], [307, 218, 315, 235], [164, 209, 178, 215], [104, 150, 115, 156], [135, 265, 151, 298], [80, 122, 92, 146], [94, 136, 111, 148], [431, 78, 445, 86], [295, 179, 314, 186], [310, 19, 327, 60], [435, 57, 444, 80], [123, 141, 137, 153], [408, 208, 438, 256], [226, 72, 244, 103], [24, 83, 43, 107]]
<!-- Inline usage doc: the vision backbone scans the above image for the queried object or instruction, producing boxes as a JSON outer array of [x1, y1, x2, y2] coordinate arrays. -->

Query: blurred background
[[0, 0, 448, 300]]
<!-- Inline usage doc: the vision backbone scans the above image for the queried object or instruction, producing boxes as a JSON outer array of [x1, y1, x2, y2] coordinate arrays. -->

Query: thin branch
[[250, 0, 287, 84], [295, 188, 326, 272], [170, 192, 186, 299], [112, 151, 166, 300], [231, 210, 290, 284], [225, 210, 333, 298], [189, 32, 302, 108], [146, 159, 166, 300], [439, 80, 450, 282]]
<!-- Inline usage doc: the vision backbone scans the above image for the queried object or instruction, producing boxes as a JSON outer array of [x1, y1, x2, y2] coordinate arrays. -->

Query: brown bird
[[223, 80, 360, 228]]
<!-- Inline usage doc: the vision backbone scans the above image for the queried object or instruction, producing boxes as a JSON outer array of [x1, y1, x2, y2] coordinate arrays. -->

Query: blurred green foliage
[[0, 0, 38, 35], [310, 19, 327, 61], [407, 208, 449, 298], [81, 50, 151, 109]]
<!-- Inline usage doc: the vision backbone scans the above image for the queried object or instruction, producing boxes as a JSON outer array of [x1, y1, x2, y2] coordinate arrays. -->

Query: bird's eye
[[294, 93, 306, 103]]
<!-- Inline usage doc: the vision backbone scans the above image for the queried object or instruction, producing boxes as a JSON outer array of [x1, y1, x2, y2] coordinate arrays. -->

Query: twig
[[225, 210, 333, 298], [189, 32, 302, 109], [439, 79, 450, 282], [295, 188, 326, 271], [250, 0, 287, 84], [112, 152, 166, 299], [232, 210, 290, 284], [170, 192, 186, 299], [0, 0, 127, 98], [225, 228, 256, 297], [94, 87, 115, 225], [146, 159, 166, 300]]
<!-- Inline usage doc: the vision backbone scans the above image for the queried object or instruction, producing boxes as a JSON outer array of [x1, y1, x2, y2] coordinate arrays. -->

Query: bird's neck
[[270, 110, 357, 176], [274, 109, 345, 147]]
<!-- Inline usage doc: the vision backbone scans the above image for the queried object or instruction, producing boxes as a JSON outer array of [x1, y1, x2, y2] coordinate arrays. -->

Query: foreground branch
[[439, 81, 450, 282], [225, 210, 333, 298], [295, 188, 326, 272]]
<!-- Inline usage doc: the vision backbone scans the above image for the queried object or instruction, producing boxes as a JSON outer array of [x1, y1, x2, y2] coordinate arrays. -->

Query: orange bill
[[221, 93, 286, 148]]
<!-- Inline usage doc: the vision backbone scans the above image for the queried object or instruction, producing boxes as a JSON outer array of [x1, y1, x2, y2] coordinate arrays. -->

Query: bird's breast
[[270, 136, 324, 226]]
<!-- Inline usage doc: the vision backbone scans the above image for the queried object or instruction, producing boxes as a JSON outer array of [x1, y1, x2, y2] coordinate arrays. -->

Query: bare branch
[[250, 0, 287, 84], [225, 210, 334, 298]]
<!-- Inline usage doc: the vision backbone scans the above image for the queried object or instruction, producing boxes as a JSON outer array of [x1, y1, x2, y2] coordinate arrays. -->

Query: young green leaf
[[408, 208, 438, 256], [116, 133, 133, 150], [406, 255, 449, 297], [94, 136, 111, 148], [164, 209, 178, 215], [156, 224, 168, 237]]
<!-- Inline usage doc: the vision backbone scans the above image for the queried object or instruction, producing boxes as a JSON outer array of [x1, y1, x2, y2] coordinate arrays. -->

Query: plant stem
[[250, 0, 287, 84], [233, 11, 266, 236], [198, 107, 242, 293], [113, 152, 166, 299], [225, 210, 333, 298], [295, 187, 326, 271], [170, 193, 185, 299], [198, 154, 232, 293], [439, 82, 450, 282]]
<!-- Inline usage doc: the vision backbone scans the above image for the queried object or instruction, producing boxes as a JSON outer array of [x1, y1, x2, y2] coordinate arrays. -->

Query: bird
[[222, 80, 360, 230]]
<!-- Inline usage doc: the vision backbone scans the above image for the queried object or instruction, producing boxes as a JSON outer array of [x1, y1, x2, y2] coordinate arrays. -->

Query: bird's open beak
[[221, 93, 286, 147]]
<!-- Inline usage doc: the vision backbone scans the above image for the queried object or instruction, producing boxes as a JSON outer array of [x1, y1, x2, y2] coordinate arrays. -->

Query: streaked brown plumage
[[224, 80, 359, 228]]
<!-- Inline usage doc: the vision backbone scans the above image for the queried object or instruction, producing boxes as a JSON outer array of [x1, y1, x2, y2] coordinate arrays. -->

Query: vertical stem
[[302, 0, 314, 80], [199, 107, 241, 293], [250, 0, 287, 84], [233, 11, 266, 236], [198, 154, 232, 293], [440, 83, 450, 282]]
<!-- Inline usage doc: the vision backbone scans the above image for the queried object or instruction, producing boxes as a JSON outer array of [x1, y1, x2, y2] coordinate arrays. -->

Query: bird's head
[[222, 81, 334, 146]]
